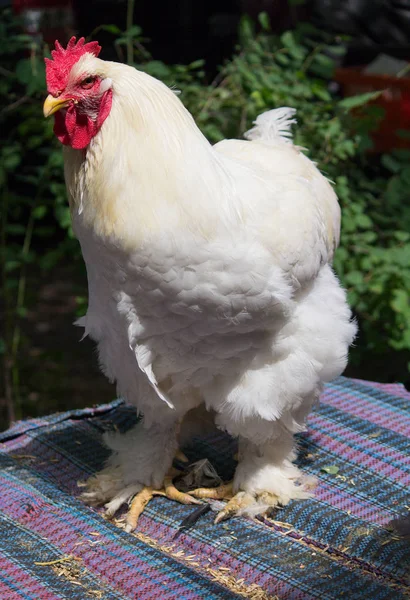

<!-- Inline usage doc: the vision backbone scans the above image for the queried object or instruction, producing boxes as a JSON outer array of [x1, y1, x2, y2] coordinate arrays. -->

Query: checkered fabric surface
[[0, 376, 409, 599]]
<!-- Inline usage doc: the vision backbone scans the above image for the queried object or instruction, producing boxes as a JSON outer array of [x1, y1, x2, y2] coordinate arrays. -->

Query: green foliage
[[0, 9, 78, 420], [1, 5, 410, 423]]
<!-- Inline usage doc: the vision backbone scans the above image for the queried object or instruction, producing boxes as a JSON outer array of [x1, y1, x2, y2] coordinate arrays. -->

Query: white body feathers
[[63, 56, 356, 507]]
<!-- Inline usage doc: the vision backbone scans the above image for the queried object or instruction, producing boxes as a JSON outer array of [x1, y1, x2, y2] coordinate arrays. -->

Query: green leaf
[[327, 44, 347, 57], [394, 231, 410, 242], [280, 31, 296, 49], [5, 260, 20, 272], [381, 154, 402, 173], [3, 152, 21, 171], [345, 271, 364, 287], [276, 53, 290, 66], [15, 57, 45, 94], [311, 82, 331, 101], [33, 205, 47, 219], [313, 53, 335, 68], [15, 59, 32, 84], [361, 231, 377, 243], [321, 465, 340, 475], [391, 290, 409, 314], [99, 24, 122, 35], [142, 60, 172, 79], [125, 25, 142, 39], [239, 15, 255, 43], [189, 59, 205, 69], [114, 36, 127, 46], [338, 91, 382, 110], [54, 205, 72, 230], [258, 12, 270, 32], [355, 214, 372, 229]]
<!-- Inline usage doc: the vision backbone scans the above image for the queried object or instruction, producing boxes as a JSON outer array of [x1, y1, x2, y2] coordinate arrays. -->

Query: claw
[[175, 450, 189, 463], [214, 491, 254, 524]]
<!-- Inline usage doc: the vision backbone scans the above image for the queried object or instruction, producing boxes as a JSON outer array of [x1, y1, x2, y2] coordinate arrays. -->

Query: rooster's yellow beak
[[43, 95, 71, 118]]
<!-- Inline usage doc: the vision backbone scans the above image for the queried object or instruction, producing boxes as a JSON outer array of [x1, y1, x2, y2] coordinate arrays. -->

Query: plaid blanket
[[0, 376, 409, 599]]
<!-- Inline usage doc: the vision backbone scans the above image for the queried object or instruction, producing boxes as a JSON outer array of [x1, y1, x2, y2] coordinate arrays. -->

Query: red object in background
[[14, 0, 70, 8], [13, 0, 74, 45], [335, 67, 410, 153]]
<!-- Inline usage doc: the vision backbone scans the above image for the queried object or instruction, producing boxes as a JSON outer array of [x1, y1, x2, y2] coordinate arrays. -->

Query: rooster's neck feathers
[[65, 59, 238, 246]]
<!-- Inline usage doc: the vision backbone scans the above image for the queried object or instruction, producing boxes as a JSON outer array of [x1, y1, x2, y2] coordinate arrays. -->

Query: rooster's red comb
[[45, 37, 102, 95]]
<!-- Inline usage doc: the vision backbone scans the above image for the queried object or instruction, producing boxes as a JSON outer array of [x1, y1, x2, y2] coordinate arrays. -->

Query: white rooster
[[43, 37, 356, 531]]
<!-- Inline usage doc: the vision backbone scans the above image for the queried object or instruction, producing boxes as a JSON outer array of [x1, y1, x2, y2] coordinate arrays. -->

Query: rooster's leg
[[189, 428, 317, 523]]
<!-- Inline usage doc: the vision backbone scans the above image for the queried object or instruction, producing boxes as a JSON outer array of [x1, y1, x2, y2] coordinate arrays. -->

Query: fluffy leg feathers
[[80, 418, 180, 514]]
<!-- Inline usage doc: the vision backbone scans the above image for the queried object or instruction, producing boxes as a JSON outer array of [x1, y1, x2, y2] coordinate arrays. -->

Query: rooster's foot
[[189, 482, 259, 523], [124, 467, 202, 532], [190, 484, 305, 523], [190, 485, 257, 523]]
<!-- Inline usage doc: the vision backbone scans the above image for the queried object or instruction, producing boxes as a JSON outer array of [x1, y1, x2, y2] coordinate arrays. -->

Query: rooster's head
[[44, 37, 112, 150]]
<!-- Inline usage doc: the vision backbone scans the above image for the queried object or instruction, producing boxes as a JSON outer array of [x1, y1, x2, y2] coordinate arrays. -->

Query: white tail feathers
[[244, 107, 297, 144]]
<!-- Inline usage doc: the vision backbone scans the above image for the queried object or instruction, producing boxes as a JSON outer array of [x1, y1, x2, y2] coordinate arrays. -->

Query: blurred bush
[[0, 9, 82, 422], [1, 8, 409, 422]]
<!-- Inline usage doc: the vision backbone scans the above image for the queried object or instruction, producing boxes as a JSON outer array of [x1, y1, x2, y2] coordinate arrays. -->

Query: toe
[[163, 471, 202, 505], [104, 483, 144, 518], [175, 450, 189, 463], [125, 487, 155, 532], [189, 482, 233, 500], [164, 484, 202, 505], [214, 491, 254, 524], [257, 491, 280, 506], [257, 491, 281, 517]]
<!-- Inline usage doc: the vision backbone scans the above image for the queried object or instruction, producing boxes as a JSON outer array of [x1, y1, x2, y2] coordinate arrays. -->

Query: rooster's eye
[[81, 76, 96, 89]]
